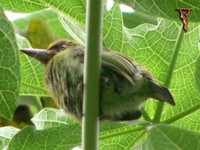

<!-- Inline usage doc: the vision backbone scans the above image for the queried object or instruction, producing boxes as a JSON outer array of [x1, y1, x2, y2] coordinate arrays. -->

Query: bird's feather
[[102, 50, 141, 85]]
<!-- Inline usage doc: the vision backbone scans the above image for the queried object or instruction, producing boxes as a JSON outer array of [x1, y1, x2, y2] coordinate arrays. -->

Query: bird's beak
[[20, 48, 56, 64]]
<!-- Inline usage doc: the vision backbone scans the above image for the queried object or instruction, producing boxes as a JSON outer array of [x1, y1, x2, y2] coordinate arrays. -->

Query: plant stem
[[82, 0, 103, 150], [153, 26, 184, 123]]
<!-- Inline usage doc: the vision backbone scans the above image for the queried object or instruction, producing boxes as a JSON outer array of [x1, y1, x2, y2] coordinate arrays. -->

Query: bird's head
[[20, 39, 79, 64]]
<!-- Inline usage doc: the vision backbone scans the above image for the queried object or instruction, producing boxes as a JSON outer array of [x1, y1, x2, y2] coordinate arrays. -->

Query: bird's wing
[[101, 50, 138, 84]]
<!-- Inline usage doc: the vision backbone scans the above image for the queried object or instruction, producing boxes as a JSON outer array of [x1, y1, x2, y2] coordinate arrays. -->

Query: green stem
[[153, 26, 184, 123], [162, 102, 200, 124], [82, 0, 103, 150]]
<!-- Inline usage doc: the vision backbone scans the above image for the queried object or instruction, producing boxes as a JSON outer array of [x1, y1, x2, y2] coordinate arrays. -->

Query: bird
[[20, 39, 175, 121]]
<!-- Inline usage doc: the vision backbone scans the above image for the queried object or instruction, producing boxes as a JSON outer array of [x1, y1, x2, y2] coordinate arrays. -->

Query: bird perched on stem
[[21, 40, 175, 121]]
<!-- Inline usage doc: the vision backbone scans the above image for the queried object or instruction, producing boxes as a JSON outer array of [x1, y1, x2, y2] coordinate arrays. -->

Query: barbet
[[21, 40, 175, 121]]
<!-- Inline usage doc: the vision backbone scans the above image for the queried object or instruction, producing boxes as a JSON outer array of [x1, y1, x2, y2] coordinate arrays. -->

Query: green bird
[[21, 40, 175, 121]]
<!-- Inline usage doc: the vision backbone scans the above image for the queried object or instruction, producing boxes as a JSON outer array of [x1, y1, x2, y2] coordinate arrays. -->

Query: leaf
[[7, 108, 80, 149], [0, 8, 20, 119], [0, 0, 86, 23], [100, 126, 145, 150], [172, 108, 200, 131], [0, 0, 45, 13], [24, 108, 147, 149], [8, 125, 81, 150], [31, 108, 147, 149], [159, 21, 200, 126], [13, 9, 73, 41], [60, 3, 125, 51], [31, 108, 78, 130], [146, 124, 200, 150], [25, 18, 54, 48], [16, 35, 49, 96], [117, 0, 200, 22], [0, 126, 19, 150], [122, 11, 158, 28], [59, 14, 85, 44]]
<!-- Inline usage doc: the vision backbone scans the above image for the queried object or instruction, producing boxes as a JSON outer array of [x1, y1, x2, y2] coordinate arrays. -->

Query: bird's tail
[[148, 81, 175, 106]]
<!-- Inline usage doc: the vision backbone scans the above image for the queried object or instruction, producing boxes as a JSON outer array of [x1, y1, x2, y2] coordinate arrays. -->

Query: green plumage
[[21, 40, 175, 121]]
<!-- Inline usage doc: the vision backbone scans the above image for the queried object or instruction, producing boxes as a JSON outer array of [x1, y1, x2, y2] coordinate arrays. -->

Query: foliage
[[0, 0, 200, 149]]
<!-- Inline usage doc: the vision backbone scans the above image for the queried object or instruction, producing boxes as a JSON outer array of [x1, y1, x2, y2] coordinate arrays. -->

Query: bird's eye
[[60, 44, 67, 49]]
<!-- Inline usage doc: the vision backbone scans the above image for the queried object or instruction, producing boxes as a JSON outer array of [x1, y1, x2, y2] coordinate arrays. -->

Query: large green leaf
[[122, 11, 158, 28], [8, 108, 146, 149], [17, 35, 49, 96], [13, 9, 73, 41], [117, 0, 200, 22], [146, 124, 200, 150], [0, 0, 86, 23], [8, 125, 81, 150], [31, 108, 78, 130], [0, 126, 19, 150], [100, 125, 145, 150], [0, 8, 20, 119], [0, 0, 45, 12]]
